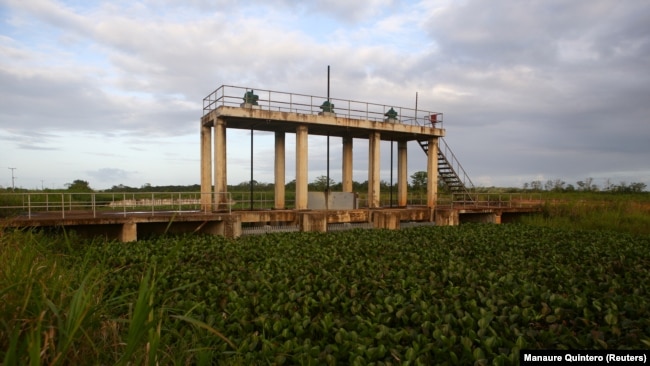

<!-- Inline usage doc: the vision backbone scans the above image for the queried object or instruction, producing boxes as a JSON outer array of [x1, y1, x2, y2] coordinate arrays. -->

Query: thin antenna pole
[[250, 129, 254, 210], [415, 92, 418, 123], [327, 65, 331, 193], [327, 134, 330, 192], [390, 141, 393, 208], [327, 65, 330, 101], [8, 167, 16, 191]]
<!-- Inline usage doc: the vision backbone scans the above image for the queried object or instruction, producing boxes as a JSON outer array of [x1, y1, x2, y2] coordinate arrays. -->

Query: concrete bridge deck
[[1, 192, 542, 241]]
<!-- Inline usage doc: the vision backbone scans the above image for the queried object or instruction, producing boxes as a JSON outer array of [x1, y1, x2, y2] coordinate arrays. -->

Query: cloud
[[86, 167, 136, 185], [1, 0, 649, 190]]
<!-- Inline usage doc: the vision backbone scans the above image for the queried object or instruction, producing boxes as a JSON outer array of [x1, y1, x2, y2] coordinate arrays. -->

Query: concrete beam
[[209, 107, 446, 140]]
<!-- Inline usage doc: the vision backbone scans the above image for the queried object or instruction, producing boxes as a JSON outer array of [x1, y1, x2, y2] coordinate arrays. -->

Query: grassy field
[[2, 218, 650, 364], [520, 192, 650, 235]]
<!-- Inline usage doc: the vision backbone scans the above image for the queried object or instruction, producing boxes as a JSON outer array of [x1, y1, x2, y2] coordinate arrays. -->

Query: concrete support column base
[[300, 212, 327, 232], [435, 210, 459, 226], [119, 222, 137, 242], [373, 211, 401, 230], [224, 215, 242, 238]]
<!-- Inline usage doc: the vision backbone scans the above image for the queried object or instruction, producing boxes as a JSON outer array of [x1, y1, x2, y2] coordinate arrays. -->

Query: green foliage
[[310, 175, 336, 191], [0, 230, 105, 365], [521, 199, 650, 235], [3, 225, 650, 364], [65, 179, 93, 192], [411, 171, 427, 191]]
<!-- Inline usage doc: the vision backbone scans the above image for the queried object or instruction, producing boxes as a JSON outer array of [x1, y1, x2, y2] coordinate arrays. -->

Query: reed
[[520, 198, 650, 235], [0, 230, 169, 365]]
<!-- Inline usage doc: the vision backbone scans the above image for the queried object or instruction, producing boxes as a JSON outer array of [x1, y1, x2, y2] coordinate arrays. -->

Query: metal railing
[[0, 192, 232, 219], [1, 192, 544, 220], [438, 137, 475, 192], [449, 193, 543, 209], [203, 85, 444, 128]]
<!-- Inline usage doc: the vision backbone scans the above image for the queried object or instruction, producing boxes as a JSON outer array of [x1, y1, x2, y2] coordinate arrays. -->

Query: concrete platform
[[2, 205, 541, 242]]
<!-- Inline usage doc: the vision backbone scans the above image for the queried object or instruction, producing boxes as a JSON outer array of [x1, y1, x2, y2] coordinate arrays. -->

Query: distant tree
[[436, 178, 451, 194], [551, 179, 566, 192], [65, 179, 92, 192], [411, 171, 427, 191], [630, 182, 647, 192], [285, 179, 296, 191], [310, 175, 336, 191], [240, 180, 258, 187], [352, 180, 368, 191], [603, 178, 613, 192], [530, 180, 543, 191], [612, 181, 629, 193], [611, 181, 647, 193], [577, 177, 598, 192], [544, 180, 553, 191]]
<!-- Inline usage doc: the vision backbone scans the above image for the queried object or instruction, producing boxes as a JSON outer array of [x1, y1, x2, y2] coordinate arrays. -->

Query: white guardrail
[[0, 192, 543, 220], [203, 85, 444, 128], [0, 192, 232, 219]]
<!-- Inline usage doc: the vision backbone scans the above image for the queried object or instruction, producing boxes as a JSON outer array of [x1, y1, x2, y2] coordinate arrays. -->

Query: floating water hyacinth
[[3, 225, 650, 364]]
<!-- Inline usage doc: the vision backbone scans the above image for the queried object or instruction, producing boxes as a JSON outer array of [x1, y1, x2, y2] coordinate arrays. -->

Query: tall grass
[[0, 228, 240, 365], [520, 199, 650, 235], [0, 230, 103, 365], [0, 229, 169, 365]]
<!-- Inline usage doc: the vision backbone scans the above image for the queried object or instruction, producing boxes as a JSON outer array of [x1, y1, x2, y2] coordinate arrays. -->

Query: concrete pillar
[[119, 221, 137, 242], [427, 137, 439, 208], [200, 122, 212, 212], [342, 136, 353, 192], [274, 132, 286, 209], [295, 125, 308, 210], [368, 131, 381, 208], [397, 140, 408, 207], [214, 118, 228, 209]]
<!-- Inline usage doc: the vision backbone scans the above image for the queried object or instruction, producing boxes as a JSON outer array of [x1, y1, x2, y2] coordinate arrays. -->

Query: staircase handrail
[[439, 138, 475, 191]]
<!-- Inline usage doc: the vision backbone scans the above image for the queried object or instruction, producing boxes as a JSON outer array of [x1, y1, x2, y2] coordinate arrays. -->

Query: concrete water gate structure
[[1, 85, 542, 241], [200, 85, 445, 212]]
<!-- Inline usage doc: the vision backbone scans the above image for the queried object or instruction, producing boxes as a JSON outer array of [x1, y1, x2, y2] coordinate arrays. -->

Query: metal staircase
[[418, 138, 475, 195]]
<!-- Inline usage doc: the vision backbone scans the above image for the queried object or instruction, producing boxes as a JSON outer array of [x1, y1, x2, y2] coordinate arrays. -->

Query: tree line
[[521, 178, 646, 193], [4, 174, 646, 194]]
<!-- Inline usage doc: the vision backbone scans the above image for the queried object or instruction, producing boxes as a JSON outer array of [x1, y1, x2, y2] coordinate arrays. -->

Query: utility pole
[[8, 167, 16, 191]]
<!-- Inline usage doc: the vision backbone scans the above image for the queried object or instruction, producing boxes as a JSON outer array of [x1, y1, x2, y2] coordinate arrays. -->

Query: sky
[[1, 0, 649, 191]]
